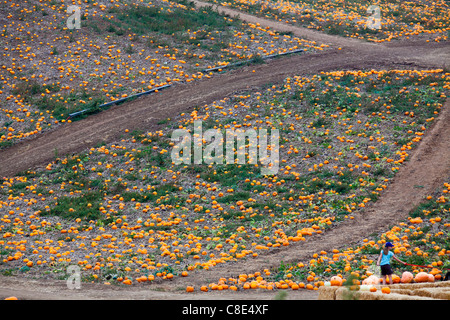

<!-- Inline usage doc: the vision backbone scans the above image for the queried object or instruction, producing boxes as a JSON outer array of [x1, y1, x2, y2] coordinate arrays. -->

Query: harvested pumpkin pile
[[319, 274, 450, 300]]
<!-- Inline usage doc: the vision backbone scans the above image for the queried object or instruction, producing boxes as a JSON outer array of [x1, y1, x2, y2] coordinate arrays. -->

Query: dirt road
[[0, 274, 318, 300]]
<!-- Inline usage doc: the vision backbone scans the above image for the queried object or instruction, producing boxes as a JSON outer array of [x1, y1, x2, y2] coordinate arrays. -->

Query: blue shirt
[[380, 250, 394, 266]]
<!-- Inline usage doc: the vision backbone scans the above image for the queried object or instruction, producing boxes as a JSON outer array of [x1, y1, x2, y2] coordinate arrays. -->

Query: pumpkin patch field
[[204, 0, 450, 43], [0, 0, 325, 149], [0, 0, 450, 301], [1, 68, 449, 299]]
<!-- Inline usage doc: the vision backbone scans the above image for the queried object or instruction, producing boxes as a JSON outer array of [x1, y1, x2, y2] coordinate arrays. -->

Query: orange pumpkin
[[430, 268, 441, 276], [428, 274, 435, 282], [401, 271, 413, 283], [391, 274, 401, 284], [384, 274, 400, 284], [186, 286, 194, 292], [381, 287, 390, 294], [200, 286, 208, 292], [4, 296, 18, 300], [330, 276, 343, 286], [414, 272, 429, 283]]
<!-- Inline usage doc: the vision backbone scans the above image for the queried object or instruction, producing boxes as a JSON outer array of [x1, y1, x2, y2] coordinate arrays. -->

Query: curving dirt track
[[0, 1, 449, 300]]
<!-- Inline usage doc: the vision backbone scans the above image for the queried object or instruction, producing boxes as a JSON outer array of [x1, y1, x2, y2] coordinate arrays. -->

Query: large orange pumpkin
[[414, 272, 429, 283], [401, 271, 413, 283], [330, 276, 343, 286]]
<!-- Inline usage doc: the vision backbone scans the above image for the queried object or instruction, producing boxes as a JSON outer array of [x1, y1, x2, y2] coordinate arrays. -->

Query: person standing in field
[[377, 242, 407, 285]]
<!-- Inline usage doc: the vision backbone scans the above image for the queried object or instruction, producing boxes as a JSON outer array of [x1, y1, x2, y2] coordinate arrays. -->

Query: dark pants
[[380, 264, 393, 276]]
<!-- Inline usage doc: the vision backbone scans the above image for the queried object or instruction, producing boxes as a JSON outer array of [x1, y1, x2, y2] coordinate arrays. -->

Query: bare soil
[[0, 1, 449, 300]]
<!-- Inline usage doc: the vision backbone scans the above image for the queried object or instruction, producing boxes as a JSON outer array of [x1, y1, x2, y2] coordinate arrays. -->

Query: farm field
[[204, 0, 450, 43], [0, 0, 449, 301], [0, 0, 325, 148]]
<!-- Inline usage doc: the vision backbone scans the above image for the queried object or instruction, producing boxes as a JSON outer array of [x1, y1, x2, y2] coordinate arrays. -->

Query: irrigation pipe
[[202, 48, 305, 72], [67, 83, 173, 119], [67, 49, 305, 119]]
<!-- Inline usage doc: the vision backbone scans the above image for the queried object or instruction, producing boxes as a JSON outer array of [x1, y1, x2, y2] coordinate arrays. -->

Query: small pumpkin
[[381, 287, 391, 294], [186, 286, 194, 292], [391, 274, 401, 284], [200, 286, 208, 292], [384, 274, 400, 284]]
